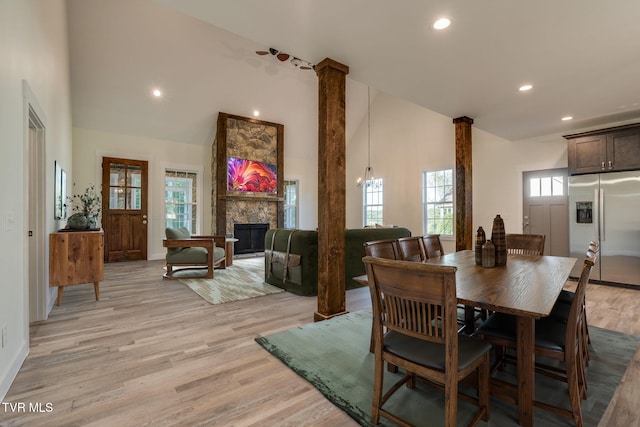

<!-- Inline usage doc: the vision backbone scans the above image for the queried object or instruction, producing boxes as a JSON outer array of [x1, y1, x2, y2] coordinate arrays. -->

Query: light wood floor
[[1, 259, 639, 426]]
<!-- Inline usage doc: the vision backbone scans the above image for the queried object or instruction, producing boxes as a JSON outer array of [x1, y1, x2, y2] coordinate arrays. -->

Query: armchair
[[163, 227, 226, 279]]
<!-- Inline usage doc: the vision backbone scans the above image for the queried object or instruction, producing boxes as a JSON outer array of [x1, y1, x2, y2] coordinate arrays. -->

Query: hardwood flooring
[[1, 259, 639, 426]]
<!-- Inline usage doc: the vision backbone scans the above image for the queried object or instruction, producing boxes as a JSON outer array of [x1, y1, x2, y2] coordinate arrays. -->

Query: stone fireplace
[[212, 113, 284, 240]]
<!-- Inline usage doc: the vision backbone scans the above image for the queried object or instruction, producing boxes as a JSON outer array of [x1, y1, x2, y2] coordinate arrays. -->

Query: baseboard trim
[[0, 341, 28, 402]]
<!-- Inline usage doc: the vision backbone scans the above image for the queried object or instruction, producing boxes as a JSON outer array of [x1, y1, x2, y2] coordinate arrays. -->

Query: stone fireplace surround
[[212, 113, 284, 250]]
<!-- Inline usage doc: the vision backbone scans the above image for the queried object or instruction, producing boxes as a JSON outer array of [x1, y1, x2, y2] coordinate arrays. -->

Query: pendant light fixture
[[357, 86, 374, 188]]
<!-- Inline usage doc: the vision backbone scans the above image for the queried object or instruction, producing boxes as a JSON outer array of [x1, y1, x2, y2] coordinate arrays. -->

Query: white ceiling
[[68, 0, 640, 146]]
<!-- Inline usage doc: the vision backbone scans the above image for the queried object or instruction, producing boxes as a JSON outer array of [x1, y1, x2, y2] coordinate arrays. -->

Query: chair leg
[[444, 376, 458, 427], [371, 354, 384, 424], [567, 353, 584, 427], [479, 353, 490, 421]]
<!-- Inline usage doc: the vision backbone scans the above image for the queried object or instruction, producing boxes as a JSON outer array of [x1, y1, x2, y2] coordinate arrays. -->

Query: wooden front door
[[102, 157, 148, 262]]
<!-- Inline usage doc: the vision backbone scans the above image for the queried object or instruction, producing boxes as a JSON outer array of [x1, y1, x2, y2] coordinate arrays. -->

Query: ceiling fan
[[256, 48, 314, 70]]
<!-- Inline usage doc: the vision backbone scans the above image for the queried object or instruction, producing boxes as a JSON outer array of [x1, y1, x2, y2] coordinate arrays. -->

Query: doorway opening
[[26, 94, 47, 322]]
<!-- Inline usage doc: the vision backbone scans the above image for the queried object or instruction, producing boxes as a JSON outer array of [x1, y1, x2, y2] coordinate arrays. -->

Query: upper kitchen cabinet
[[566, 123, 640, 175]]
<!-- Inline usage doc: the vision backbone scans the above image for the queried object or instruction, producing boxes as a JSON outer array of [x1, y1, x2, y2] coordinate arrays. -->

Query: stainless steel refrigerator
[[569, 170, 640, 286]]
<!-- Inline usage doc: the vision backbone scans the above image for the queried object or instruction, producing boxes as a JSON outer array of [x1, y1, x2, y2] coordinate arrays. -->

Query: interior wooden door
[[102, 157, 148, 262]]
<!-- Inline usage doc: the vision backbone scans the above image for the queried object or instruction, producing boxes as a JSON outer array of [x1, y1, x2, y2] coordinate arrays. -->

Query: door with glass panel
[[522, 168, 569, 256], [102, 157, 148, 261]]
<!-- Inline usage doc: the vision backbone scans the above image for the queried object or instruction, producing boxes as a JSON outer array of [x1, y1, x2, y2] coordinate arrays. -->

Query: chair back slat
[[422, 234, 444, 259], [364, 239, 400, 260], [506, 233, 545, 256], [397, 236, 427, 262], [364, 257, 457, 345]]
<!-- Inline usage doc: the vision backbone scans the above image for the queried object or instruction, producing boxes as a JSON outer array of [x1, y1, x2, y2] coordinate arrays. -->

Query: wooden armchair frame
[[163, 235, 226, 280]]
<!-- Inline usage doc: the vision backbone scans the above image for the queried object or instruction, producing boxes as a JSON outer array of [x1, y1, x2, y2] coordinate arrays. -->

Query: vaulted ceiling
[[68, 0, 640, 147]]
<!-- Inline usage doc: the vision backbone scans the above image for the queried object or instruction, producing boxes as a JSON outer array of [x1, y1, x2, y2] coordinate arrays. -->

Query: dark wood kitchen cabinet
[[566, 124, 640, 175]]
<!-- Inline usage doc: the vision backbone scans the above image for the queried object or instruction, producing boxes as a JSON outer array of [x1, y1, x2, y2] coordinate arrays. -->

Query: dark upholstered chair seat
[[385, 330, 492, 371], [476, 313, 568, 352]]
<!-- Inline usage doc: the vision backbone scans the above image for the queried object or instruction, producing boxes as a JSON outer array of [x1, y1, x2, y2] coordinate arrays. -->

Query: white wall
[[72, 128, 212, 260], [472, 129, 568, 235], [346, 91, 457, 251], [346, 90, 573, 253], [0, 0, 73, 400]]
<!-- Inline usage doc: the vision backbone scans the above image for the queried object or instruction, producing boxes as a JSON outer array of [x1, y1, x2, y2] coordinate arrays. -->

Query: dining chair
[[551, 241, 600, 368], [506, 233, 546, 256], [363, 239, 401, 354], [422, 234, 445, 258], [476, 250, 597, 426], [363, 239, 400, 260], [364, 256, 491, 427], [396, 236, 427, 262]]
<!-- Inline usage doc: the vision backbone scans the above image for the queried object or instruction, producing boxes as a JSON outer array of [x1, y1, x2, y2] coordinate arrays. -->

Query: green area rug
[[179, 257, 284, 304], [255, 310, 640, 426]]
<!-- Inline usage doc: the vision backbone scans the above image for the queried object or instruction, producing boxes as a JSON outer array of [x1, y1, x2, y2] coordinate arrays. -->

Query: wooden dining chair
[[363, 239, 400, 260], [364, 256, 491, 427], [476, 250, 597, 426], [506, 233, 546, 256], [396, 236, 427, 262], [422, 234, 444, 258], [551, 241, 600, 368], [363, 239, 401, 354]]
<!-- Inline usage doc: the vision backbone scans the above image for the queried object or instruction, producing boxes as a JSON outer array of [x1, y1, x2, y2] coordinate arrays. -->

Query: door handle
[[142, 220, 147, 225], [142, 214, 148, 219], [608, 160, 613, 170]]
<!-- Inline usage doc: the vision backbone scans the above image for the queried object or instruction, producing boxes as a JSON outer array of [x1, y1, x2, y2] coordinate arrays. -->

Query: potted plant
[[66, 184, 102, 230]]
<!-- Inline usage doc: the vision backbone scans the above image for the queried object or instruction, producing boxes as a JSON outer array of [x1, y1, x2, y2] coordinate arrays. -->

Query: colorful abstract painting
[[227, 157, 277, 193]]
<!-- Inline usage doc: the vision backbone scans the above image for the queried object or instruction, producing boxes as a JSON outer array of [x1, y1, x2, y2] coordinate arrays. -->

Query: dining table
[[424, 250, 577, 427]]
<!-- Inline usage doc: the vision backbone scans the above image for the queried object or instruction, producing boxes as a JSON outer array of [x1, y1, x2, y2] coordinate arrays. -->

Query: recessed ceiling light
[[433, 18, 451, 30], [518, 84, 533, 92], [562, 116, 573, 121], [152, 89, 162, 97], [253, 110, 260, 117]]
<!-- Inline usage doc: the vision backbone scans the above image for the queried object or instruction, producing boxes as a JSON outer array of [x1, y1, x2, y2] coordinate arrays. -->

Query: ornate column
[[454, 116, 474, 251], [314, 58, 349, 321]]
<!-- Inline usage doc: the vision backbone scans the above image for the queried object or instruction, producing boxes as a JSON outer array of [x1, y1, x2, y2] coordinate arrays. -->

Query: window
[[422, 169, 454, 236], [283, 179, 298, 229], [363, 178, 383, 226], [529, 176, 564, 197], [165, 170, 198, 233]]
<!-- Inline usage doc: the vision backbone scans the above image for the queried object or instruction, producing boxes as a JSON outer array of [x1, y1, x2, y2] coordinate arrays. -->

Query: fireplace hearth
[[233, 223, 269, 254]]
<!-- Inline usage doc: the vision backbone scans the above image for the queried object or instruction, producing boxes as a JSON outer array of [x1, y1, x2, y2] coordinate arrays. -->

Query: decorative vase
[[67, 212, 89, 230], [475, 226, 486, 265], [482, 240, 495, 268], [491, 214, 507, 266], [88, 216, 98, 229]]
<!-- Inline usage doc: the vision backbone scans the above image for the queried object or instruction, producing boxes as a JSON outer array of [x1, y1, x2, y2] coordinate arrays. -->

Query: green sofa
[[264, 227, 412, 296]]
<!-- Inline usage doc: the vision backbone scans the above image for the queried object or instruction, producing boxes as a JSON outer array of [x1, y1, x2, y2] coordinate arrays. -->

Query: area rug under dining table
[[255, 310, 640, 426]]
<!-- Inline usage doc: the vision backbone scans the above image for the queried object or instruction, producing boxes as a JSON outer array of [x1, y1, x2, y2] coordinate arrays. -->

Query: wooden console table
[[49, 230, 104, 305]]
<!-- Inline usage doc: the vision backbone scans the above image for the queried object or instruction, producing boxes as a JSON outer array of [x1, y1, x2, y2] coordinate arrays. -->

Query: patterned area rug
[[256, 309, 640, 427], [179, 256, 284, 304]]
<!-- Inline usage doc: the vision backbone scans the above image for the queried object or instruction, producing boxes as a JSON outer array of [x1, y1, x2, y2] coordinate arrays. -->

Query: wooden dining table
[[424, 250, 577, 427]]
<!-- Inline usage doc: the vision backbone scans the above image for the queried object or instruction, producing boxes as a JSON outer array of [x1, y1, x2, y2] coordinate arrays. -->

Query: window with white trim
[[363, 178, 383, 226], [165, 170, 198, 233], [529, 175, 564, 197], [422, 169, 454, 236], [283, 179, 298, 229]]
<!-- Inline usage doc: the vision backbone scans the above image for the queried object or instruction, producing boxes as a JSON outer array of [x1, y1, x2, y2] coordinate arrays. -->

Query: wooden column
[[454, 116, 474, 251], [314, 58, 349, 321]]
